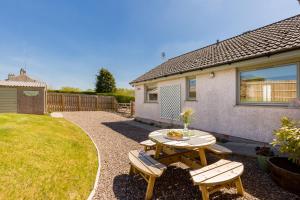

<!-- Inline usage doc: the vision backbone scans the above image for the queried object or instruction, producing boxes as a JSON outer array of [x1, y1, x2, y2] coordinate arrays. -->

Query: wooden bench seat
[[128, 150, 167, 200], [206, 144, 232, 158], [190, 159, 244, 200], [140, 139, 156, 151]]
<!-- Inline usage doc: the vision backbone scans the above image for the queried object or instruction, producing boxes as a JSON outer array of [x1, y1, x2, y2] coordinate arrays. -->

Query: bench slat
[[190, 159, 231, 176], [192, 162, 243, 184], [190, 159, 244, 185], [201, 166, 243, 185], [129, 150, 166, 177], [206, 144, 232, 154], [140, 140, 156, 147]]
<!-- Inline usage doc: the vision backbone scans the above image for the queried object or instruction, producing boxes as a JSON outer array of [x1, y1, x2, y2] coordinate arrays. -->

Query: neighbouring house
[[0, 68, 47, 114], [131, 14, 300, 143]]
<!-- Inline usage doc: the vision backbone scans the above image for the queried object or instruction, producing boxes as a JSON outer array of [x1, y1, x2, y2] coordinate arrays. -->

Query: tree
[[95, 68, 116, 93]]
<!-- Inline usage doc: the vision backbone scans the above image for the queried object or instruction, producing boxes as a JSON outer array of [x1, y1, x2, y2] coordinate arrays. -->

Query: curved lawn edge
[[64, 119, 101, 200]]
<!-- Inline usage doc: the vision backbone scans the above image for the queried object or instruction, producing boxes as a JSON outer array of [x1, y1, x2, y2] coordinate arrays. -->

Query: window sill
[[235, 103, 300, 109], [144, 101, 158, 104], [185, 99, 197, 102]]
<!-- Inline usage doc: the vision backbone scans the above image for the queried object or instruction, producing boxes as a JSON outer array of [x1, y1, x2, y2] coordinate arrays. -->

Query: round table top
[[149, 129, 216, 149]]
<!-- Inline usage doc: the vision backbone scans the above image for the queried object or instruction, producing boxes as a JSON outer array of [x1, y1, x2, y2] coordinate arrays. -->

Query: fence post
[[78, 95, 81, 111], [96, 96, 99, 111], [130, 101, 134, 117], [114, 98, 118, 112], [61, 94, 65, 111], [99, 96, 102, 111], [111, 97, 114, 112]]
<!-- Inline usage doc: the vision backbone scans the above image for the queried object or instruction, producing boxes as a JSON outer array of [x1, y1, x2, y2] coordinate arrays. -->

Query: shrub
[[271, 117, 300, 166], [98, 93, 134, 103], [115, 88, 134, 96]]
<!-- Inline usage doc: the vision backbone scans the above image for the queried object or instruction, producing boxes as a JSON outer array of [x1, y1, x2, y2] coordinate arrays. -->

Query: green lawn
[[0, 114, 98, 200]]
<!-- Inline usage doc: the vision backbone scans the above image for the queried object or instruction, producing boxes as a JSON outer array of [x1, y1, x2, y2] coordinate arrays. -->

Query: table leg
[[154, 143, 162, 159], [198, 148, 207, 166]]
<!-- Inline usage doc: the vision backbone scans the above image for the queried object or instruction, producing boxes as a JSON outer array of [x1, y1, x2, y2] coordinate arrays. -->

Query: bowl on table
[[165, 130, 189, 141]]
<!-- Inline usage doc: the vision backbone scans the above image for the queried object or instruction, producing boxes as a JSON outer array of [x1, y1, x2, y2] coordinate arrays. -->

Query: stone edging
[[64, 119, 101, 200]]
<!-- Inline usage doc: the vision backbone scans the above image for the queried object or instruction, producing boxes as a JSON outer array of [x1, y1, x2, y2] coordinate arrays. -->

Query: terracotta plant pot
[[268, 157, 300, 195]]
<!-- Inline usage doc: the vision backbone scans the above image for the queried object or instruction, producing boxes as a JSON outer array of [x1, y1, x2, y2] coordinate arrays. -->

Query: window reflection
[[240, 64, 297, 103], [187, 78, 196, 99]]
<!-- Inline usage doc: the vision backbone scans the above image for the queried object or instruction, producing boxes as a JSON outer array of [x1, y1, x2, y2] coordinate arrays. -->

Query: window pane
[[240, 65, 297, 103], [146, 86, 158, 102], [188, 78, 196, 99], [149, 93, 158, 101]]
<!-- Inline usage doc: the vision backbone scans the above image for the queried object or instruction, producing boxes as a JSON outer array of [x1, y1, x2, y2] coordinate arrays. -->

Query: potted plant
[[255, 146, 274, 172], [268, 117, 300, 195]]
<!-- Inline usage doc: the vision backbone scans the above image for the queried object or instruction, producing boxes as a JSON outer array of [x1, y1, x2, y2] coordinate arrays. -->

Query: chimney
[[7, 73, 15, 80], [20, 68, 26, 75]]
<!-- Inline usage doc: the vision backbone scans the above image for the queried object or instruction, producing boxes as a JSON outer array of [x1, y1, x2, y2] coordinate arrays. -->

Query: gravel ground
[[63, 111, 299, 200]]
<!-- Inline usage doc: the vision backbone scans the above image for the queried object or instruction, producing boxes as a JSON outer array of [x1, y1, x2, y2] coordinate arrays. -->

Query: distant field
[[0, 114, 98, 199]]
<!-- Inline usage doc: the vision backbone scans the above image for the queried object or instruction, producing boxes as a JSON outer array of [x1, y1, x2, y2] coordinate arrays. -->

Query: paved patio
[[63, 111, 299, 200]]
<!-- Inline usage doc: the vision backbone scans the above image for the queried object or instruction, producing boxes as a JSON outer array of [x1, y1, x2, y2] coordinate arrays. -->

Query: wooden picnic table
[[149, 129, 216, 168]]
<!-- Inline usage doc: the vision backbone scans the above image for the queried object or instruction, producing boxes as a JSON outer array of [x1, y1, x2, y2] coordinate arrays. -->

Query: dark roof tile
[[131, 14, 300, 84]]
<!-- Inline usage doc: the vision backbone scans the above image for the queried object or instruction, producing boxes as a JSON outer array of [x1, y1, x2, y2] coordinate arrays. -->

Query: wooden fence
[[47, 92, 135, 116], [47, 93, 117, 112]]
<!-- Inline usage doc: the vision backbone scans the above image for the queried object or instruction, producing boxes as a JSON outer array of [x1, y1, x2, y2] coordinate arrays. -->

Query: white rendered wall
[[134, 68, 300, 143]]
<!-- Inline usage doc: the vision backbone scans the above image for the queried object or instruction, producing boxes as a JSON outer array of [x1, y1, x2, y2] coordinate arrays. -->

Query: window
[[187, 77, 196, 100], [145, 85, 158, 102], [239, 64, 299, 104]]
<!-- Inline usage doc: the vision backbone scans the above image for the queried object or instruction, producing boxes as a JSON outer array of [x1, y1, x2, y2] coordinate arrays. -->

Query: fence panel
[[47, 93, 117, 112]]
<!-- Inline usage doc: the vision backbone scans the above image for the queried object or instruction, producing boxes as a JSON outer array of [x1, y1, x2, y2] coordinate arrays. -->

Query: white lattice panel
[[160, 85, 181, 121]]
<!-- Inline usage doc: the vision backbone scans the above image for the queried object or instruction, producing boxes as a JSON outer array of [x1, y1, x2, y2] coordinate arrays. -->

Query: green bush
[[272, 117, 300, 166], [98, 93, 134, 103], [115, 88, 134, 96]]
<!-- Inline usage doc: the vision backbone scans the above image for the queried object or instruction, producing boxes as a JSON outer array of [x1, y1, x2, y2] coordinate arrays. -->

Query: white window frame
[[145, 84, 158, 103], [186, 76, 197, 101], [237, 63, 300, 106]]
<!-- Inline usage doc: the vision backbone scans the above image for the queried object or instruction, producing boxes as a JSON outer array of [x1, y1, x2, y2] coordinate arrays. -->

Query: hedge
[[97, 93, 135, 103]]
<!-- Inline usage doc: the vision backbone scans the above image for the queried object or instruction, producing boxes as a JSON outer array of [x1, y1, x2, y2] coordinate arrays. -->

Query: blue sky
[[0, 0, 299, 90]]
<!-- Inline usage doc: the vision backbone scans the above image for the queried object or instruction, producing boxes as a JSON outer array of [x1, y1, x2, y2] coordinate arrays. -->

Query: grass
[[0, 114, 98, 200]]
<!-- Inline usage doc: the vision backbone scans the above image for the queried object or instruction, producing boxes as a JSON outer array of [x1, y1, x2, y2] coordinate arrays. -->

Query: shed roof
[[131, 14, 300, 84], [0, 80, 47, 88]]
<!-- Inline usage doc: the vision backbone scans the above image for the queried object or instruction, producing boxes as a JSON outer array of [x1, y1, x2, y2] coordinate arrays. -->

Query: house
[[131, 14, 300, 143], [0, 68, 47, 114]]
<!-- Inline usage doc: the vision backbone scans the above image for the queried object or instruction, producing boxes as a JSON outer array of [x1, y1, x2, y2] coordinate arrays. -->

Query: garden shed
[[0, 69, 47, 114]]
